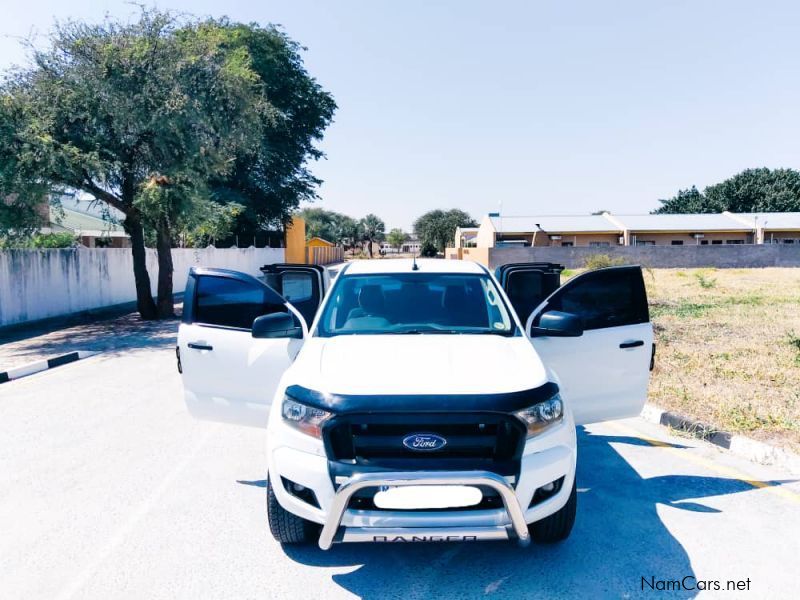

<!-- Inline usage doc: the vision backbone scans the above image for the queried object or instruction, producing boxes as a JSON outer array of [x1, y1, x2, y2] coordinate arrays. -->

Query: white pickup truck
[[176, 259, 653, 549]]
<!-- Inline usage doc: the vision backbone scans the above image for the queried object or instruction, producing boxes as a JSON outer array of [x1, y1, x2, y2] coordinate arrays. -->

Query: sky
[[2, 1, 800, 231]]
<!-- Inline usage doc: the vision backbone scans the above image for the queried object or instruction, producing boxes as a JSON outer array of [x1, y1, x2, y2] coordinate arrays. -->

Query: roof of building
[[731, 212, 800, 230], [484, 211, 800, 234], [49, 206, 127, 236], [489, 214, 621, 234], [343, 258, 485, 275], [614, 213, 750, 232], [307, 236, 334, 246]]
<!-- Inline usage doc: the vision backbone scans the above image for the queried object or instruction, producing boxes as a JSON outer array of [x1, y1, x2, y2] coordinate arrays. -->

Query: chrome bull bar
[[318, 470, 531, 550]]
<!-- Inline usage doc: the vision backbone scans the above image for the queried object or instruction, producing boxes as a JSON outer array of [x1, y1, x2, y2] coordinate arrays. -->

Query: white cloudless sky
[[2, 0, 800, 230]]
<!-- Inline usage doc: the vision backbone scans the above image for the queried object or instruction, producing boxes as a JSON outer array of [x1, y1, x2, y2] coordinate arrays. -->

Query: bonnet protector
[[284, 382, 559, 414]]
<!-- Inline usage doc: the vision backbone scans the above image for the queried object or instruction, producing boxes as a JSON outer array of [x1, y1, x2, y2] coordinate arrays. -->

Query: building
[[454, 227, 479, 248], [620, 213, 753, 246], [380, 235, 421, 254], [728, 212, 800, 245], [307, 236, 335, 248], [43, 192, 130, 248], [465, 211, 800, 248]]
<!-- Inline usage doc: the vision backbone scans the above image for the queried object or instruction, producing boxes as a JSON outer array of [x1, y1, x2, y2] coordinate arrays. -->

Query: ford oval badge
[[402, 433, 447, 452]]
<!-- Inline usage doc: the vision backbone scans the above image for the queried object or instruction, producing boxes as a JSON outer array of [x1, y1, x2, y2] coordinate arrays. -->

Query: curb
[[641, 403, 800, 475], [0, 351, 98, 384]]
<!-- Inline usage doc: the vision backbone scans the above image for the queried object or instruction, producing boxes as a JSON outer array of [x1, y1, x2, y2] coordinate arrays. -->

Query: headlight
[[514, 393, 563, 438], [281, 395, 332, 438]]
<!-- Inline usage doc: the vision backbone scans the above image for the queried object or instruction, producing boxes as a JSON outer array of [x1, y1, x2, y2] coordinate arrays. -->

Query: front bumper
[[268, 419, 576, 549], [318, 470, 530, 550]]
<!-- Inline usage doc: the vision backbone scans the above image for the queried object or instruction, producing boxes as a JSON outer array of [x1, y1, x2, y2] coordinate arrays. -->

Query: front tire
[[266, 476, 319, 544], [528, 477, 577, 543]]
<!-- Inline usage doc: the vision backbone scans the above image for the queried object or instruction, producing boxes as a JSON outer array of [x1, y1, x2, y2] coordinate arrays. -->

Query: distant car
[[176, 259, 653, 549]]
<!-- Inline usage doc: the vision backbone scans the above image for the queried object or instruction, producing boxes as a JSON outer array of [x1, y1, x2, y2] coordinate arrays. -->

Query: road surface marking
[[606, 421, 800, 506]]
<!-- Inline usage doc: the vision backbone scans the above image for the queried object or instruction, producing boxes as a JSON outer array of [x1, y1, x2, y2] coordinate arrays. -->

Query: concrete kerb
[[640, 403, 800, 475], [0, 351, 99, 384]]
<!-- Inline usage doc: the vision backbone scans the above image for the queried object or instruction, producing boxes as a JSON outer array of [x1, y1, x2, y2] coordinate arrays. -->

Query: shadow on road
[[0, 310, 180, 369], [272, 427, 781, 599]]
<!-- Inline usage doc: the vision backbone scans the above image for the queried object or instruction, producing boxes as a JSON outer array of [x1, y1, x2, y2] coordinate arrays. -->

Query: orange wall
[[284, 217, 307, 263]]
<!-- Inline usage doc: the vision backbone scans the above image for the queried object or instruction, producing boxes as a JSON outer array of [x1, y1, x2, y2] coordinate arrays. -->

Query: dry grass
[[647, 268, 800, 451], [562, 267, 800, 451]]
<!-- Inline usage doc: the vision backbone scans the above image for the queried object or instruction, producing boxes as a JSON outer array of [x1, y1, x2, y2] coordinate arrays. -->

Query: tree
[[413, 209, 477, 253], [386, 228, 407, 252], [207, 22, 336, 239], [653, 185, 712, 214], [654, 169, 800, 214], [0, 11, 335, 319], [359, 214, 385, 258], [339, 216, 362, 254], [300, 208, 351, 245]]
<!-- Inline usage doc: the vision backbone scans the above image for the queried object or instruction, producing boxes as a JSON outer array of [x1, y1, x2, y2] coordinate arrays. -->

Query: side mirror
[[252, 312, 303, 339], [530, 310, 583, 338]]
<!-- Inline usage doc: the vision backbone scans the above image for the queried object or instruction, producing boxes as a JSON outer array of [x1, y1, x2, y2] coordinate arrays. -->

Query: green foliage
[[206, 21, 337, 231], [0, 10, 266, 210], [386, 228, 407, 250], [0, 231, 78, 248], [420, 242, 438, 257], [300, 208, 354, 246], [413, 209, 477, 253], [694, 271, 717, 289], [650, 295, 764, 319], [654, 186, 706, 213], [0, 9, 335, 317], [582, 254, 627, 270], [787, 331, 800, 364], [32, 232, 79, 248], [180, 200, 244, 248], [654, 169, 800, 213], [360, 214, 385, 257]]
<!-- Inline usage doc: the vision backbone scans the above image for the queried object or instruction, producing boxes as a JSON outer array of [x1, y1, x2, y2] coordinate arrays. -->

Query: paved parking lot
[[2, 326, 799, 599]]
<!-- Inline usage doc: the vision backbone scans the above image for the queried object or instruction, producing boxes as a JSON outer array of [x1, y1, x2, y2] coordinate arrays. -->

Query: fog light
[[529, 476, 565, 508]]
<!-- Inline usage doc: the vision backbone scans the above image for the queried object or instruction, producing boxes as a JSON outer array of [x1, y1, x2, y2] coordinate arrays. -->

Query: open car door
[[260, 264, 327, 328], [521, 266, 653, 425], [495, 263, 564, 326], [177, 266, 324, 428]]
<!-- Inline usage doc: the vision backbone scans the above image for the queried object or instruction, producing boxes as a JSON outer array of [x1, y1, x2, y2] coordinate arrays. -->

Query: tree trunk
[[367, 238, 373, 258], [124, 211, 158, 320], [155, 218, 175, 319]]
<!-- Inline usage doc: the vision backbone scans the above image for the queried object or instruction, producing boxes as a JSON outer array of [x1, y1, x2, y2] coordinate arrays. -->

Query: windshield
[[315, 272, 518, 337]]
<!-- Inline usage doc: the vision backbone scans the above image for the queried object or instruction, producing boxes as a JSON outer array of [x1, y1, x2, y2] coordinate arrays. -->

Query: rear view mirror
[[530, 310, 583, 338], [252, 313, 303, 339]]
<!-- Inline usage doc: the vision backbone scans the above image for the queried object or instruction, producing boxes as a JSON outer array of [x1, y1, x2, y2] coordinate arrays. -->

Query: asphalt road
[[2, 332, 800, 599]]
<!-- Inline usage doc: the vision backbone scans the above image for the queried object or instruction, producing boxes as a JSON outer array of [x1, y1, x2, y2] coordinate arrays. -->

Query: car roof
[[341, 259, 486, 275]]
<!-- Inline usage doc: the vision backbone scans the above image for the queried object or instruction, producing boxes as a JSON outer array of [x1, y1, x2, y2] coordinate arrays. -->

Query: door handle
[[188, 342, 213, 351], [619, 340, 644, 349]]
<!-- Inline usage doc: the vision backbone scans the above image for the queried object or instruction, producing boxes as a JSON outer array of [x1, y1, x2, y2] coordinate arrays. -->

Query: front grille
[[323, 412, 526, 477]]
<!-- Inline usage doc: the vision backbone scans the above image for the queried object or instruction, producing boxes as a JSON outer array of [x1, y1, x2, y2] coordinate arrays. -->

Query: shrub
[[695, 271, 717, 289], [583, 254, 626, 270], [420, 242, 438, 257], [31, 232, 79, 248]]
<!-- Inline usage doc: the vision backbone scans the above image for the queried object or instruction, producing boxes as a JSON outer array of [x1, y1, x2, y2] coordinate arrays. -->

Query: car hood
[[288, 334, 549, 396]]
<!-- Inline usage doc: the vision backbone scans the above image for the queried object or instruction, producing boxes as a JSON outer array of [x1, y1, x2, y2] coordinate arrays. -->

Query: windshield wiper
[[394, 329, 440, 334]]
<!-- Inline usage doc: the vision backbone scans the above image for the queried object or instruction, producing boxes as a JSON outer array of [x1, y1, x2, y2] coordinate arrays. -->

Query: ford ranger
[[176, 259, 653, 549]]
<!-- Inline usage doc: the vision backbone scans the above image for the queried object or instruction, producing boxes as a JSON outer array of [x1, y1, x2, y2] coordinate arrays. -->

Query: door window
[[281, 272, 314, 303], [505, 270, 545, 326], [195, 276, 283, 330], [534, 267, 648, 331]]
